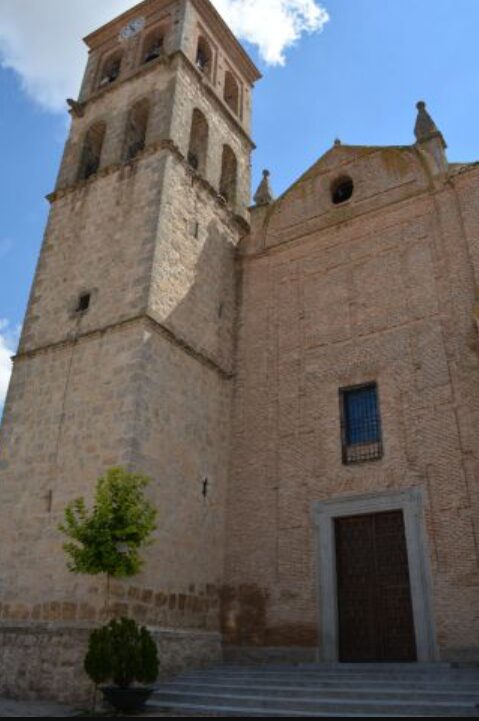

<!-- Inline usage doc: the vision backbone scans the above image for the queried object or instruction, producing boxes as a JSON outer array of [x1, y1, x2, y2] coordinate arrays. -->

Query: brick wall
[[225, 145, 479, 660]]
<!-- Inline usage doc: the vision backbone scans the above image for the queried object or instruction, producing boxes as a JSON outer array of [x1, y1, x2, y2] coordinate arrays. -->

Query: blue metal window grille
[[340, 384, 383, 464]]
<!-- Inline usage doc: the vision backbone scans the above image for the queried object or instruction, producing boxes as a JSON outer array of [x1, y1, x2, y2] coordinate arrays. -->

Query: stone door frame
[[313, 487, 439, 663]]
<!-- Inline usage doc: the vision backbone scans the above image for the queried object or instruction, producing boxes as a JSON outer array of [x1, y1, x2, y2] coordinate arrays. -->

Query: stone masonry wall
[[0, 312, 231, 699], [21, 151, 167, 354], [59, 56, 176, 191], [148, 151, 239, 372], [0, 625, 220, 706], [169, 56, 252, 216], [180, 0, 254, 136], [0, 0, 257, 702]]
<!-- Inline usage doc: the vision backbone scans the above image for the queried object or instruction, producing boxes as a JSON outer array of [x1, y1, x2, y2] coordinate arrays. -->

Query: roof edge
[[83, 0, 155, 46], [83, 0, 261, 83]]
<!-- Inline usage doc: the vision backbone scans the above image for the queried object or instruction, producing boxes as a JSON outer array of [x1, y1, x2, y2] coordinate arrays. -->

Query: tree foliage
[[59, 467, 157, 578], [84, 617, 159, 688]]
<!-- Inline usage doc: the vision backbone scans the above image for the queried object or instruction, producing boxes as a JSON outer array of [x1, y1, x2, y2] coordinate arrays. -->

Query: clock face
[[119, 17, 145, 41]]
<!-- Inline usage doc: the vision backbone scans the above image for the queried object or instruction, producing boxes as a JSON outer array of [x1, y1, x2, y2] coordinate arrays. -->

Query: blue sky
[[1, 0, 479, 409]]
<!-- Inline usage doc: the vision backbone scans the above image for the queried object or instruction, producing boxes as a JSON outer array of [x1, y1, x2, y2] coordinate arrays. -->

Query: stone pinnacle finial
[[254, 169, 274, 207], [414, 100, 446, 148]]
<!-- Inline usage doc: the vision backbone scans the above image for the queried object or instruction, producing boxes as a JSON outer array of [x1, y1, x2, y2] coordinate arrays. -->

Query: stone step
[[150, 664, 479, 717], [150, 690, 479, 717], [180, 671, 479, 684], [193, 663, 474, 675], [220, 663, 453, 672], [148, 699, 401, 717], [157, 680, 479, 701], [169, 676, 479, 691]]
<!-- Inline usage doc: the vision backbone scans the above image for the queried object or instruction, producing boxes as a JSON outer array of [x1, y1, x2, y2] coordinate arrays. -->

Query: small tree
[[59, 467, 157, 582], [60, 468, 158, 710]]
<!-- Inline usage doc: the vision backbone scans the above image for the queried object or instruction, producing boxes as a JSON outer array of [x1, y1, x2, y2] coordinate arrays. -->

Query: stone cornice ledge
[[46, 139, 250, 235], [14, 313, 235, 381]]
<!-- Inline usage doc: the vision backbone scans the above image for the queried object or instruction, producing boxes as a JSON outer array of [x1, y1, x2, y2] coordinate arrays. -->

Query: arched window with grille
[[123, 100, 150, 162], [196, 36, 212, 78], [219, 145, 238, 205], [224, 71, 239, 115], [142, 28, 165, 64], [98, 51, 123, 88], [78, 122, 106, 181], [187, 109, 209, 175]]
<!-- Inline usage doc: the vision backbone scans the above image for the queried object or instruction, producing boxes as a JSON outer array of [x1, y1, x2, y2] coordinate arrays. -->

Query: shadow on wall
[[149, 213, 238, 373]]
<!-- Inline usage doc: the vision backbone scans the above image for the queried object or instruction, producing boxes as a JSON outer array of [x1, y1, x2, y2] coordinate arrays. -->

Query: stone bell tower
[[0, 0, 260, 702]]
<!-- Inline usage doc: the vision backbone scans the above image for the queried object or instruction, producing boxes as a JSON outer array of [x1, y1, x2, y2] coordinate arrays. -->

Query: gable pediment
[[255, 143, 432, 250]]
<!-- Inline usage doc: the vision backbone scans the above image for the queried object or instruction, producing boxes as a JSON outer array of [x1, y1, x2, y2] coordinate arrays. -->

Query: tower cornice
[[47, 138, 250, 235], [83, 0, 261, 85], [13, 314, 235, 380]]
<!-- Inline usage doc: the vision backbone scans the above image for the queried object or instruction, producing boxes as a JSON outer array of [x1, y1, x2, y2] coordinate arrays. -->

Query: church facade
[[1, 0, 479, 703]]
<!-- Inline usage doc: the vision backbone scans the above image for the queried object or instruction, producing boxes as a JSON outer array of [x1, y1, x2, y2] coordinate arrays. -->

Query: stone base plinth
[[441, 647, 479, 666], [0, 623, 222, 707]]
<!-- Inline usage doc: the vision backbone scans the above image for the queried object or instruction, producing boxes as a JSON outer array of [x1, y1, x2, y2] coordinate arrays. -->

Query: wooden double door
[[335, 510, 417, 662]]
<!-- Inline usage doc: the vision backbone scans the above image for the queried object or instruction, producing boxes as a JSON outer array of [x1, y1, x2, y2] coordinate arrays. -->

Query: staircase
[[150, 663, 479, 716]]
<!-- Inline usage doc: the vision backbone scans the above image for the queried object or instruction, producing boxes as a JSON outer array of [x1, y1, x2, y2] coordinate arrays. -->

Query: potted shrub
[[84, 617, 159, 713]]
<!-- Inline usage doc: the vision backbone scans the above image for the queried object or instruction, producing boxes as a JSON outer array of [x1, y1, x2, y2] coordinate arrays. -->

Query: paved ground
[[0, 699, 79, 717], [0, 698, 205, 717]]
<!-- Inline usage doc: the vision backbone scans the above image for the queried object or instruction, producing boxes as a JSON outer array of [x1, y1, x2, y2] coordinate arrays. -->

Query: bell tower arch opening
[[78, 121, 106, 180], [188, 108, 209, 173], [123, 99, 150, 162]]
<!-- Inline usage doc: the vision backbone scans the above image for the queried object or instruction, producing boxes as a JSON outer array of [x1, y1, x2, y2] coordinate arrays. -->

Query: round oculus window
[[331, 176, 354, 205]]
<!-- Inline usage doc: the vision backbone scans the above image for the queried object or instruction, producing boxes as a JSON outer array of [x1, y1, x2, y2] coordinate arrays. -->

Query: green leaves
[[84, 617, 159, 688], [60, 470, 159, 690], [59, 467, 157, 578]]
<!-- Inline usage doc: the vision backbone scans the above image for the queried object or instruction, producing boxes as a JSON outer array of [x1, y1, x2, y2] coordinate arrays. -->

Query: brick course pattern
[[225, 142, 479, 660]]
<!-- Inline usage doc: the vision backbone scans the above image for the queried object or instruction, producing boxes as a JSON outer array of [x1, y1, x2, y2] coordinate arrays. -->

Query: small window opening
[[190, 220, 200, 238], [224, 71, 239, 115], [123, 99, 150, 162], [188, 109, 209, 175], [99, 52, 122, 88], [340, 383, 383, 464], [331, 176, 354, 205], [196, 37, 212, 77], [78, 122, 106, 181], [143, 31, 164, 64], [219, 145, 238, 205], [76, 293, 91, 313]]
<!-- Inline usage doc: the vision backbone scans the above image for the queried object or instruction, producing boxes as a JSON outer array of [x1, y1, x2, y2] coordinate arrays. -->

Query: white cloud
[[215, 0, 329, 65], [0, 0, 329, 113], [0, 320, 18, 413]]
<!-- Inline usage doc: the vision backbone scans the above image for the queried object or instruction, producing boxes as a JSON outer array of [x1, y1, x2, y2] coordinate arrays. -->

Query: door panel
[[335, 510, 417, 662]]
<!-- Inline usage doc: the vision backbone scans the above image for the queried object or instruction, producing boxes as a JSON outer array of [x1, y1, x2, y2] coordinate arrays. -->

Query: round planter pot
[[101, 685, 154, 714]]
